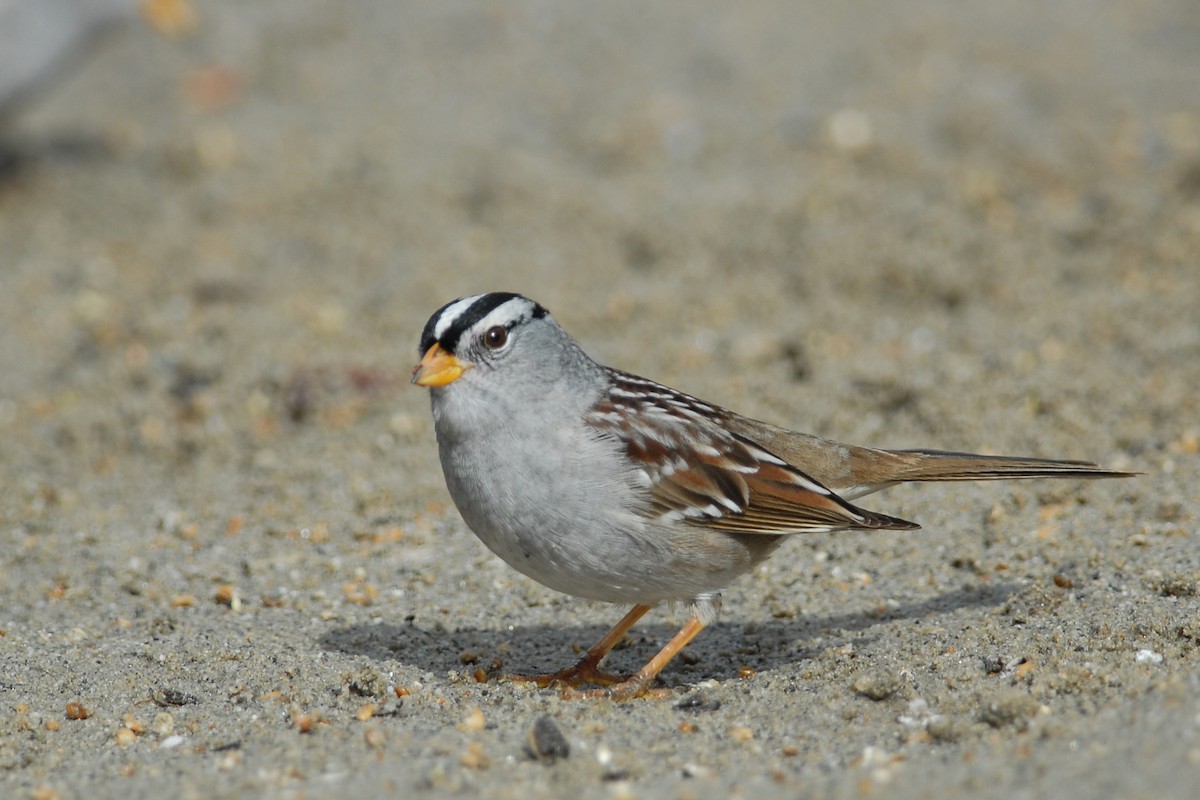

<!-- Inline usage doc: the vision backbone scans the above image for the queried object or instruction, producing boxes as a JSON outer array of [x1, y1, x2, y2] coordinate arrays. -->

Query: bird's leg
[[506, 604, 653, 688], [568, 611, 708, 701]]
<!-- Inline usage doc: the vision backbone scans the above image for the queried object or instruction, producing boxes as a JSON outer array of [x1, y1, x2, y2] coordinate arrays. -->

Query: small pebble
[[525, 715, 570, 761], [729, 725, 754, 743], [979, 691, 1041, 728], [675, 693, 721, 712], [681, 762, 717, 779], [460, 742, 490, 770], [457, 707, 485, 733], [852, 671, 902, 701], [213, 584, 240, 610], [152, 712, 175, 736], [152, 689, 197, 707]]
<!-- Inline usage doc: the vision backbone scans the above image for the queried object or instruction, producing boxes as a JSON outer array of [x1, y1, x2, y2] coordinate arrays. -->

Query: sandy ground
[[2, 1, 1198, 797]]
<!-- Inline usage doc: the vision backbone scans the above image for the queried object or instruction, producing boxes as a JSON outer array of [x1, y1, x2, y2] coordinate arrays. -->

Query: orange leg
[[568, 612, 708, 701], [506, 604, 653, 688]]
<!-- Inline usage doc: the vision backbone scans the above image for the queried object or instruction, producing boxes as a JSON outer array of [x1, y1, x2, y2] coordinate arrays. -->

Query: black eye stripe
[[443, 293, 524, 351], [418, 293, 547, 356]]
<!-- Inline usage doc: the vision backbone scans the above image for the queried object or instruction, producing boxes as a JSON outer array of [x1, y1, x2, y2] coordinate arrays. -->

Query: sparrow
[[412, 292, 1133, 699]]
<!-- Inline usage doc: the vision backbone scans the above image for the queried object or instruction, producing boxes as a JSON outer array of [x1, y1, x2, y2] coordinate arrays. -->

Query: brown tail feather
[[721, 417, 1135, 493], [885, 449, 1136, 482]]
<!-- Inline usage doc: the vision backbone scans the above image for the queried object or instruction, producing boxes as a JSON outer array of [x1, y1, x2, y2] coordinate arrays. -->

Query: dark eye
[[482, 326, 508, 350]]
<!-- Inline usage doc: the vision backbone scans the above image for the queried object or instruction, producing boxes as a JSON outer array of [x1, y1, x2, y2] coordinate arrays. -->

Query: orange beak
[[411, 343, 469, 387]]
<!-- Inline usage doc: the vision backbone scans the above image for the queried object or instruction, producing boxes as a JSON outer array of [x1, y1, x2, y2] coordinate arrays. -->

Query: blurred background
[[1, 2, 1197, 796], [3, 1, 1196, 475]]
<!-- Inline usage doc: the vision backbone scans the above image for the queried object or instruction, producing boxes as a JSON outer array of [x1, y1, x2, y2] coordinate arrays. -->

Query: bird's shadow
[[320, 581, 1019, 684]]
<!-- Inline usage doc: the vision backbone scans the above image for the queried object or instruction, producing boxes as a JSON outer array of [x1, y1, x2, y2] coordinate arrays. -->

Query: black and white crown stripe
[[418, 292, 547, 356]]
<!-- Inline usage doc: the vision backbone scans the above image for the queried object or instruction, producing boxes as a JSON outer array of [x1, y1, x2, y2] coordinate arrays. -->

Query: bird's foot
[[505, 656, 627, 689]]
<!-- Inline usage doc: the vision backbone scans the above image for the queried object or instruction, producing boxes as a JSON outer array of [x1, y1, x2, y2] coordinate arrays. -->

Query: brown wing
[[586, 370, 919, 534]]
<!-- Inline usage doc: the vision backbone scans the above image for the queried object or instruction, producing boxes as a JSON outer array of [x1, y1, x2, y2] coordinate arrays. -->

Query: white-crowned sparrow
[[412, 292, 1132, 700]]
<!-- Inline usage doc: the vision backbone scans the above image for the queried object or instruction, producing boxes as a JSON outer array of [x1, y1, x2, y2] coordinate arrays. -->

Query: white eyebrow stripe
[[435, 295, 541, 347], [433, 294, 487, 340], [473, 299, 533, 333]]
